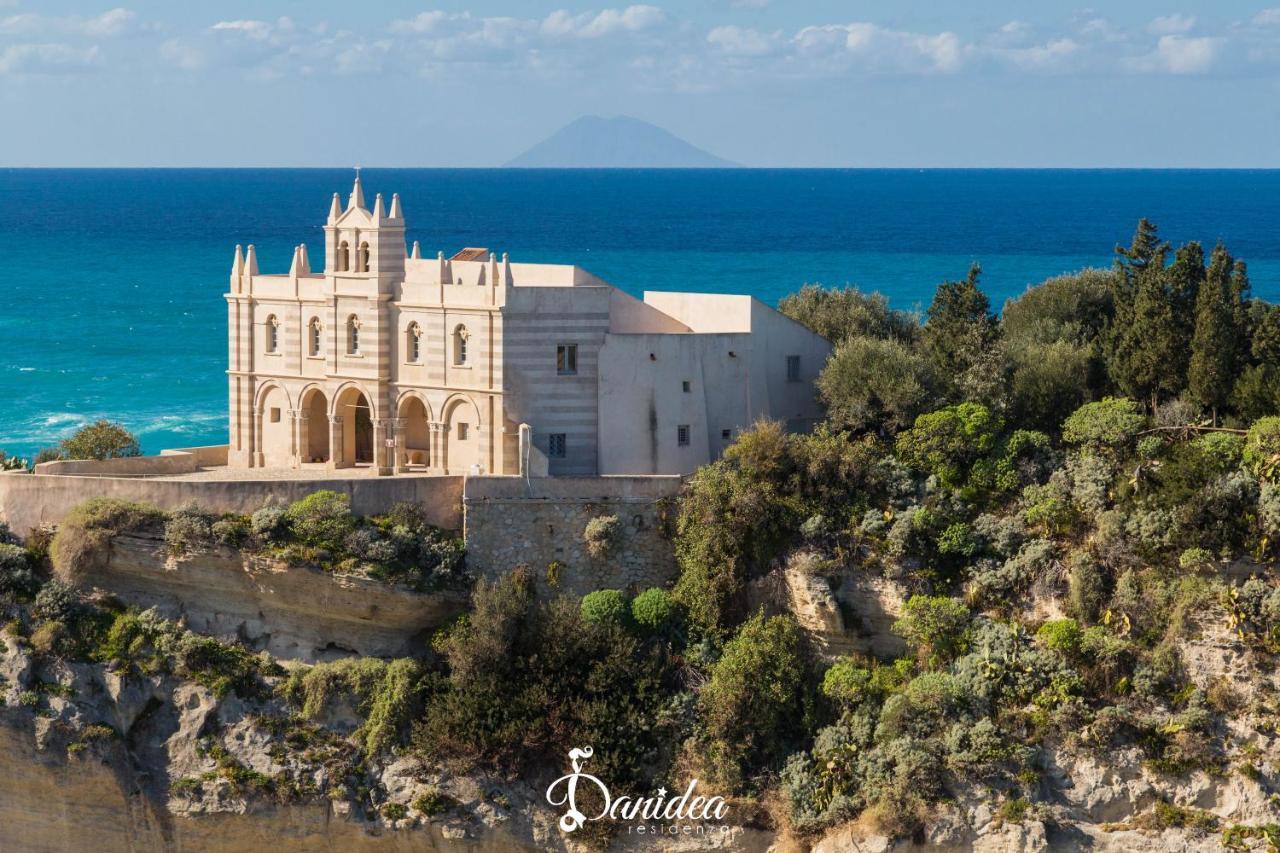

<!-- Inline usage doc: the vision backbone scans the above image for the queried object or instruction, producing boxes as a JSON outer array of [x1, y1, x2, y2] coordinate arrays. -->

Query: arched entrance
[[258, 385, 292, 468], [301, 388, 330, 463], [443, 396, 482, 474], [399, 396, 431, 468], [335, 386, 374, 466]]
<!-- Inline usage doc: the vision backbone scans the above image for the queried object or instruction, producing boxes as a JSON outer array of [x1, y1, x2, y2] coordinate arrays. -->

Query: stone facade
[[462, 476, 682, 596], [227, 173, 831, 478]]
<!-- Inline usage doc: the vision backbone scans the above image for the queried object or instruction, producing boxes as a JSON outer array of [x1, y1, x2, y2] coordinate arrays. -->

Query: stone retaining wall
[[462, 476, 683, 596], [0, 470, 464, 535]]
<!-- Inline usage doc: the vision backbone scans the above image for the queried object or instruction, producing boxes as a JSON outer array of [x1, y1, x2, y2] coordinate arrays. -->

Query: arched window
[[336, 240, 350, 272], [308, 317, 322, 356], [453, 324, 469, 366], [347, 315, 361, 355], [358, 241, 371, 273], [406, 322, 422, 363], [265, 315, 279, 353]]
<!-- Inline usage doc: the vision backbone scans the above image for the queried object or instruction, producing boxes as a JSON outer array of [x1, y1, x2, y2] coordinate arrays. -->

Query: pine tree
[[1165, 241, 1205, 383], [1188, 245, 1238, 423]]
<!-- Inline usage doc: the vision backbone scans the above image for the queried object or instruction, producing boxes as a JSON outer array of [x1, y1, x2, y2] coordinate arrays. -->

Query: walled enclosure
[[461, 476, 683, 596], [0, 470, 464, 536]]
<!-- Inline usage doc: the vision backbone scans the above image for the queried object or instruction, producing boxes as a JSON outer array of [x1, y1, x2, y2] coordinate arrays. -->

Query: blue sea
[[4, 168, 1280, 459]]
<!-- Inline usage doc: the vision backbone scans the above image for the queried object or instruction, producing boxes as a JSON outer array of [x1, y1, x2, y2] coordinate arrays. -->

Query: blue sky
[[3, 1, 1280, 166]]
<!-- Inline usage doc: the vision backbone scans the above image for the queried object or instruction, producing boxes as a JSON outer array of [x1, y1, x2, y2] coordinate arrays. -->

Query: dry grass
[[49, 498, 164, 585]]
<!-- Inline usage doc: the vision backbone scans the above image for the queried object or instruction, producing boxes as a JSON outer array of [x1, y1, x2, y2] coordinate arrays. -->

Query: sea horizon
[[4, 167, 1280, 458]]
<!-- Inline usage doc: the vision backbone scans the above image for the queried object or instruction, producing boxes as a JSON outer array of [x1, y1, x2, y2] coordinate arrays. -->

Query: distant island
[[503, 115, 738, 168]]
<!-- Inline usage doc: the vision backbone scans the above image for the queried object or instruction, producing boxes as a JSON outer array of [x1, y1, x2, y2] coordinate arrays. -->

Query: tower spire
[[231, 244, 244, 278], [288, 245, 302, 278], [389, 193, 403, 220], [372, 192, 385, 221], [411, 240, 421, 259], [298, 243, 311, 274], [347, 167, 365, 211], [244, 244, 259, 276], [327, 193, 341, 223]]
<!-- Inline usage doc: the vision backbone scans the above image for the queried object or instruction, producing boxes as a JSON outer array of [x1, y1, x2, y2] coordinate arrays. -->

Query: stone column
[[294, 411, 309, 468], [392, 418, 407, 474], [436, 423, 449, 474], [251, 407, 265, 468], [329, 415, 345, 470], [373, 419, 392, 477]]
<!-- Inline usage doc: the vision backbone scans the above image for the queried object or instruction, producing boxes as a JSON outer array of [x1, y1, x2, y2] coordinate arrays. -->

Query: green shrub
[[49, 498, 165, 585], [1061, 397, 1146, 453], [892, 595, 970, 666], [1245, 417, 1280, 481], [1036, 619, 1083, 658], [895, 403, 1003, 493], [58, 420, 141, 461], [250, 502, 288, 540], [413, 786, 450, 816], [33, 580, 80, 622], [211, 515, 251, 548], [630, 587, 677, 634], [580, 589, 628, 626], [382, 802, 407, 820], [280, 657, 425, 756], [284, 491, 355, 549], [698, 612, 806, 790], [415, 573, 674, 788], [876, 672, 965, 740], [817, 335, 939, 434], [583, 515, 621, 560], [0, 543, 39, 602], [164, 504, 213, 556]]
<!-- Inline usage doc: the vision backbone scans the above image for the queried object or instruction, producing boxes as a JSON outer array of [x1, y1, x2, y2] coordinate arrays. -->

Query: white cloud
[[159, 38, 203, 70], [707, 25, 778, 56], [388, 11, 455, 35], [1253, 8, 1280, 26], [0, 8, 135, 38], [1129, 34, 1220, 73], [800, 22, 964, 73], [0, 42, 99, 74], [543, 5, 664, 39], [1002, 37, 1080, 70], [210, 20, 276, 41], [1148, 14, 1196, 35]]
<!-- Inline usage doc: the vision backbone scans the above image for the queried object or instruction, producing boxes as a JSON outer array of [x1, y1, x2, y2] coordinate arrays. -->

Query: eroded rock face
[[85, 533, 468, 662]]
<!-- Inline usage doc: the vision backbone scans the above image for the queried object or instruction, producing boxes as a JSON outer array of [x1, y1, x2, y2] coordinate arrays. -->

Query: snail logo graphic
[[545, 746, 729, 834]]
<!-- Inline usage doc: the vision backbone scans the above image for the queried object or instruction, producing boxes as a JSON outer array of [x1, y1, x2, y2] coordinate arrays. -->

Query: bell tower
[[322, 169, 406, 288]]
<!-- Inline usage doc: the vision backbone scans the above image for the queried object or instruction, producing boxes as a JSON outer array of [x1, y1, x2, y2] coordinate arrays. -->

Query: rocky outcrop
[[82, 533, 468, 662]]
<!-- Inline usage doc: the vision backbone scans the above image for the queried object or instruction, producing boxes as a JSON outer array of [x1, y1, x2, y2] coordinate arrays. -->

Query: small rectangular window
[[548, 433, 567, 458], [557, 344, 578, 376], [457, 423, 469, 440], [677, 425, 690, 447], [721, 428, 732, 440], [786, 355, 801, 382], [682, 380, 691, 393], [269, 408, 281, 423]]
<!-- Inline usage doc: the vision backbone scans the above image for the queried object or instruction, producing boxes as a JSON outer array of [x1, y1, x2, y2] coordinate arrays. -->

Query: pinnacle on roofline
[[347, 169, 365, 211]]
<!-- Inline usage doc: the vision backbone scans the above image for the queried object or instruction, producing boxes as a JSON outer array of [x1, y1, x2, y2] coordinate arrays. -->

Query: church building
[[226, 175, 830, 476]]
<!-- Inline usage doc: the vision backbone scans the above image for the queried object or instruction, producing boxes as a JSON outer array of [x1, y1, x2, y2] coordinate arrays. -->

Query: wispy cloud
[[0, 42, 99, 74]]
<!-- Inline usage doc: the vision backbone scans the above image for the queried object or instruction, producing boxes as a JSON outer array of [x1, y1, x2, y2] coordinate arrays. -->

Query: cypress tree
[[1107, 220, 1173, 407], [922, 263, 998, 383], [1188, 245, 1238, 423]]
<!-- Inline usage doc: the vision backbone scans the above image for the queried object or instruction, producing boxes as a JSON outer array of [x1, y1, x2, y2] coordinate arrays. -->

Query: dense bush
[[281, 657, 426, 755], [58, 420, 141, 461], [415, 573, 676, 787], [583, 514, 620, 560], [893, 596, 970, 666], [0, 543, 39, 601], [697, 612, 806, 790], [630, 587, 677, 634], [283, 490, 356, 550], [580, 589, 628, 625], [50, 498, 165, 584]]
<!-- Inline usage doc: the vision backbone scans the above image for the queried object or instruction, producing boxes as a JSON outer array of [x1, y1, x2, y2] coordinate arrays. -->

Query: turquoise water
[[4, 168, 1280, 458]]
